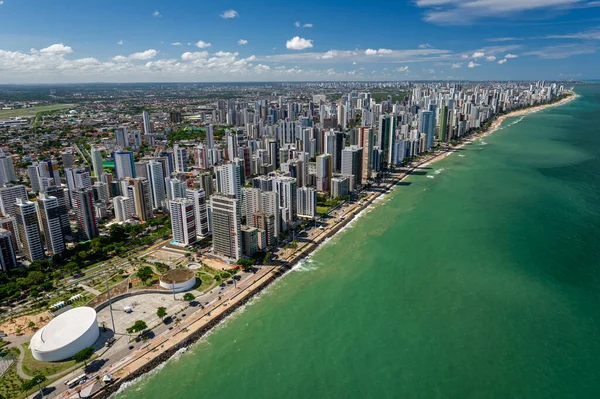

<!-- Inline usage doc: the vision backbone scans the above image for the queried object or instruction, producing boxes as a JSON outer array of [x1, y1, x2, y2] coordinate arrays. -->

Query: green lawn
[[20, 344, 77, 377], [316, 205, 331, 215], [0, 104, 76, 118]]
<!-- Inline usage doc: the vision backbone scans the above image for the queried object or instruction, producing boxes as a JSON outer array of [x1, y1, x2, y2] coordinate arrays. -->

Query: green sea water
[[116, 85, 600, 399]]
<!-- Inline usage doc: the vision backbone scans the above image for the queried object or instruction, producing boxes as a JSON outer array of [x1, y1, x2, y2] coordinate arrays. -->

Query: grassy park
[[0, 104, 76, 118]]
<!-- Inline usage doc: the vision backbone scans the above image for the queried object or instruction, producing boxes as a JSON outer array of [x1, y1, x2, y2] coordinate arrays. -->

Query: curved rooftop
[[30, 307, 97, 353], [160, 269, 195, 284]]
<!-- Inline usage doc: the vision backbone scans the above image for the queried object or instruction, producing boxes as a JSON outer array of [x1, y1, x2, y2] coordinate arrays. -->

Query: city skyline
[[0, 0, 599, 83]]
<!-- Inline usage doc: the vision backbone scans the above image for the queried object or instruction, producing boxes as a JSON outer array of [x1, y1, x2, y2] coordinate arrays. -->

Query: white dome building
[[30, 307, 99, 362], [159, 269, 196, 293]]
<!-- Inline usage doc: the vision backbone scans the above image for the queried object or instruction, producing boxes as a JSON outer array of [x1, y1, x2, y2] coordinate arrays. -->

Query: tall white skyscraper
[[166, 177, 186, 200], [146, 160, 166, 210], [174, 145, 188, 173], [215, 162, 241, 199], [0, 150, 16, 185], [37, 193, 65, 255], [114, 151, 135, 179], [211, 194, 242, 260], [187, 188, 210, 237], [274, 176, 297, 224], [15, 198, 44, 262], [91, 146, 104, 178], [169, 198, 196, 246], [297, 187, 317, 218], [113, 196, 135, 222], [0, 185, 28, 217], [341, 145, 363, 188]]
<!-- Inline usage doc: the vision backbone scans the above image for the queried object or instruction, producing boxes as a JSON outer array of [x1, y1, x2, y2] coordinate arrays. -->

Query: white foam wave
[[427, 175, 435, 179], [434, 168, 445, 175]]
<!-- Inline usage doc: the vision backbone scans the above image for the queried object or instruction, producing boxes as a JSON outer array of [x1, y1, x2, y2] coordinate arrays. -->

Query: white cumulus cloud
[[498, 58, 508, 64], [286, 36, 313, 50], [220, 9, 238, 19], [117, 40, 125, 45], [303, 23, 313, 28], [238, 39, 248, 45], [128, 49, 158, 60], [40, 44, 73, 55], [152, 10, 161, 18], [468, 61, 480, 68], [472, 51, 485, 58], [418, 43, 433, 49], [505, 53, 519, 58], [195, 40, 211, 49], [485, 55, 496, 61], [171, 42, 182, 46], [396, 66, 409, 72]]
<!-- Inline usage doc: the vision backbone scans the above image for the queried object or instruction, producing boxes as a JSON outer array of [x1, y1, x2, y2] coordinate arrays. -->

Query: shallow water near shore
[[116, 85, 600, 399]]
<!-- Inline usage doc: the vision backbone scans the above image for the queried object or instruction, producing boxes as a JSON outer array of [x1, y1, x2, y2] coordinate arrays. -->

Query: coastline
[[85, 92, 577, 399]]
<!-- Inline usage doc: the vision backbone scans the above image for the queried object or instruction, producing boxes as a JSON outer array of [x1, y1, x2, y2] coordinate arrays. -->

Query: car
[[129, 345, 134, 350], [105, 337, 116, 347], [227, 280, 234, 284]]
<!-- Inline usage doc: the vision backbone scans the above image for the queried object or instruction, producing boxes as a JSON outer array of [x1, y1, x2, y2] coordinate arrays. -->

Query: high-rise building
[[169, 111, 183, 125], [114, 127, 128, 148], [91, 146, 104, 177], [113, 196, 135, 222], [131, 178, 152, 222], [114, 151, 135, 179], [341, 146, 363, 187], [206, 124, 215, 150], [438, 104, 448, 142], [419, 109, 435, 151], [0, 150, 16, 185], [142, 111, 152, 134], [316, 154, 332, 194], [174, 145, 188, 173], [215, 162, 241, 199], [37, 193, 65, 255], [211, 194, 242, 260], [274, 176, 297, 224], [0, 185, 28, 217], [0, 216, 20, 253], [198, 172, 214, 198], [187, 189, 210, 237], [169, 198, 196, 246], [61, 150, 75, 169], [297, 187, 317, 218], [15, 198, 44, 262], [0, 229, 17, 271], [146, 161, 166, 210], [73, 188, 98, 240], [359, 127, 373, 184], [44, 186, 71, 237]]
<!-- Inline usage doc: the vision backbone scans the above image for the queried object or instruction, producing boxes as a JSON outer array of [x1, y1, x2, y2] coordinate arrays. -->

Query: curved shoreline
[[88, 92, 577, 399]]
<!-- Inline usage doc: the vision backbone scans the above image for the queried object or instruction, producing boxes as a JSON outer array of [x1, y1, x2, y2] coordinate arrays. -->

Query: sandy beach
[[54, 91, 577, 399]]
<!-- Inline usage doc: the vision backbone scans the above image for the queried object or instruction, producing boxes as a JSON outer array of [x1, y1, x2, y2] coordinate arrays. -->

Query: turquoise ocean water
[[116, 85, 600, 399]]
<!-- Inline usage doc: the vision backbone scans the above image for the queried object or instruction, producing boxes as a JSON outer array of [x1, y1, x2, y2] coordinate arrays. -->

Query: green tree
[[136, 266, 154, 284], [73, 346, 95, 369], [126, 320, 148, 334], [183, 293, 195, 302], [157, 306, 167, 321], [20, 373, 46, 392]]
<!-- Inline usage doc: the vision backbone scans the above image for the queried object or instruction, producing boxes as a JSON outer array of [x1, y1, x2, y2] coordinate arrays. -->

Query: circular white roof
[[30, 307, 98, 352]]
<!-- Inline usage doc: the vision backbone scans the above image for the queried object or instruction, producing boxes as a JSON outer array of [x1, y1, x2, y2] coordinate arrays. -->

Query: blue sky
[[0, 0, 599, 83]]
